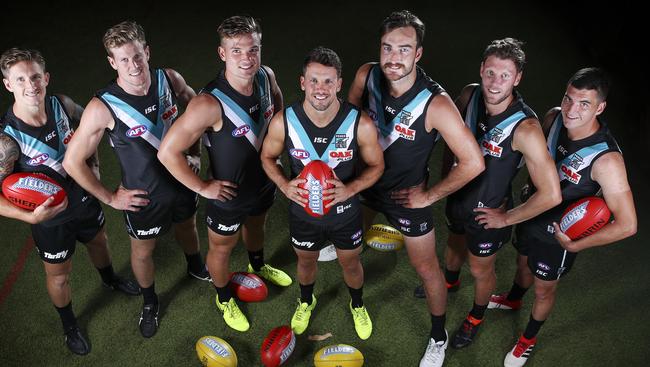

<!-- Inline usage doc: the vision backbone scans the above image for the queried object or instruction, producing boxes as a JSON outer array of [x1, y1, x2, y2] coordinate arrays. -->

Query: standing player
[[348, 10, 484, 366], [62, 21, 209, 339], [158, 15, 291, 332], [260, 47, 384, 339], [0, 48, 140, 355], [485, 68, 636, 366], [420, 38, 562, 349]]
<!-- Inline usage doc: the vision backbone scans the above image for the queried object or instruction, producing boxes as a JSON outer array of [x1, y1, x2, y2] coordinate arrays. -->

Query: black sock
[[445, 268, 461, 284], [214, 284, 232, 303], [55, 302, 77, 330], [97, 264, 116, 285], [469, 303, 488, 320], [248, 249, 265, 271], [507, 282, 529, 301], [300, 282, 315, 304], [141, 283, 158, 305], [185, 252, 204, 273], [348, 286, 363, 308], [523, 314, 545, 339], [430, 313, 447, 341]]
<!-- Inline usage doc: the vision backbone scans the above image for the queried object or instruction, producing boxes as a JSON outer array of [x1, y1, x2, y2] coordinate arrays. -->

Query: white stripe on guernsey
[[327, 119, 357, 170], [108, 104, 162, 150], [7, 134, 66, 176], [377, 94, 429, 151], [558, 146, 607, 182], [286, 120, 312, 167], [557, 250, 568, 280], [217, 97, 264, 151]]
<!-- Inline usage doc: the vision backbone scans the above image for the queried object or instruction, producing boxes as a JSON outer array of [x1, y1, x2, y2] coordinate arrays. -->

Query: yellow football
[[195, 336, 237, 367], [364, 224, 404, 251], [314, 344, 364, 367]]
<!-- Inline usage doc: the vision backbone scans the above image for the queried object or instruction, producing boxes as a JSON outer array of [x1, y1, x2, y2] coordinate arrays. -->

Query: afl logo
[[290, 149, 310, 160], [28, 153, 49, 166], [126, 125, 148, 138], [232, 125, 251, 137]]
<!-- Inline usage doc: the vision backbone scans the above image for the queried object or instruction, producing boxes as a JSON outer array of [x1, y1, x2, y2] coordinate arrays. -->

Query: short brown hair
[[482, 38, 526, 72], [380, 10, 425, 48], [103, 21, 147, 56], [1, 48, 46, 78], [217, 15, 262, 44]]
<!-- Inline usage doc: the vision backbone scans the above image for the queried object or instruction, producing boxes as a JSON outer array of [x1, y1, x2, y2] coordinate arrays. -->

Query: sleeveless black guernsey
[[451, 86, 537, 210], [2, 95, 88, 226], [361, 64, 444, 203], [284, 100, 361, 224], [97, 68, 183, 199], [201, 68, 275, 210], [521, 112, 620, 238]]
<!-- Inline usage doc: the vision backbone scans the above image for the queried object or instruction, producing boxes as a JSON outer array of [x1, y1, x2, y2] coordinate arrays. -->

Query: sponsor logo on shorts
[[137, 226, 161, 236], [559, 202, 588, 232], [126, 125, 148, 138], [290, 149, 310, 160], [557, 266, 567, 276], [206, 216, 213, 225], [351, 230, 362, 240], [400, 226, 411, 233], [478, 242, 493, 249], [27, 153, 49, 166], [336, 203, 351, 214], [537, 262, 551, 271], [536, 269, 548, 277], [420, 222, 428, 232], [218, 223, 241, 232], [232, 125, 251, 137], [291, 237, 314, 248], [43, 250, 69, 260], [398, 218, 411, 226]]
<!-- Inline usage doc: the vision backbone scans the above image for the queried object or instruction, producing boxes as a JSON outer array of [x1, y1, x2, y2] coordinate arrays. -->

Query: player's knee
[[534, 284, 556, 301]]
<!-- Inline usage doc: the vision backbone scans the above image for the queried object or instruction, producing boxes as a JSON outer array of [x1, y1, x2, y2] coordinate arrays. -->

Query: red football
[[297, 160, 335, 217], [228, 272, 268, 302], [560, 196, 611, 240], [1, 172, 66, 211], [260, 325, 295, 367]]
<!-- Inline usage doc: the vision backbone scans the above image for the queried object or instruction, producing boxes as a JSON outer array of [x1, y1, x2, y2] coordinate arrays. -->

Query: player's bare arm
[[165, 68, 201, 170], [440, 84, 477, 178], [475, 118, 562, 229], [392, 93, 484, 208], [553, 151, 637, 252], [158, 93, 237, 201], [260, 111, 307, 206], [57, 94, 101, 178], [0, 133, 66, 223], [324, 113, 384, 207], [347, 63, 373, 107], [63, 98, 149, 210]]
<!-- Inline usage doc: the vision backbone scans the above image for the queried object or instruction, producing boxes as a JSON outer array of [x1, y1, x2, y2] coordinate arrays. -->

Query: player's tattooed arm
[[0, 134, 19, 183]]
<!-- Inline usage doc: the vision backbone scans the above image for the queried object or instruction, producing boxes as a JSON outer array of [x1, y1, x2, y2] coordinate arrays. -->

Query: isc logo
[[126, 125, 148, 138], [290, 149, 310, 160], [27, 153, 49, 166], [232, 125, 251, 137]]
